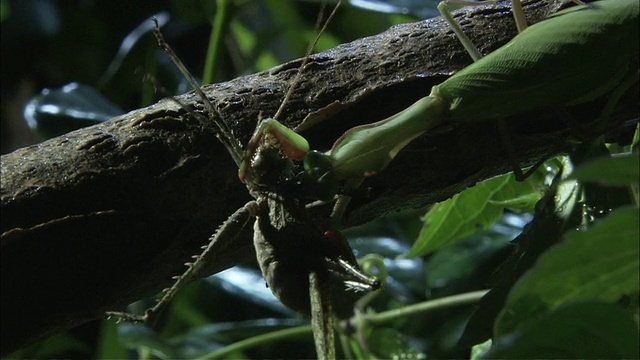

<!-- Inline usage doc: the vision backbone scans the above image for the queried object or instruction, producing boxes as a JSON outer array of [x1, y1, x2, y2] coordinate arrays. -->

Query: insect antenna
[[272, 0, 341, 121], [152, 18, 243, 166]]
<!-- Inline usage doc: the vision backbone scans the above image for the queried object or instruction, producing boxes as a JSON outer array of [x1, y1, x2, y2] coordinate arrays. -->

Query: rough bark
[[1, 0, 637, 354]]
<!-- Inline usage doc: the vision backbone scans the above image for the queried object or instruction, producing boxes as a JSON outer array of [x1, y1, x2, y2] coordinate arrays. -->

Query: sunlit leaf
[[407, 173, 542, 257], [406, 175, 510, 257], [470, 339, 492, 360]]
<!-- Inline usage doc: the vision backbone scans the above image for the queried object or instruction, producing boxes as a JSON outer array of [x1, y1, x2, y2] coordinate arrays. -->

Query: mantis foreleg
[[321, 96, 448, 180], [239, 118, 310, 184]]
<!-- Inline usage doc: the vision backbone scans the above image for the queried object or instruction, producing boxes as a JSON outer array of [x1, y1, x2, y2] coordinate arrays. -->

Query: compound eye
[[303, 150, 332, 176], [303, 150, 338, 201]]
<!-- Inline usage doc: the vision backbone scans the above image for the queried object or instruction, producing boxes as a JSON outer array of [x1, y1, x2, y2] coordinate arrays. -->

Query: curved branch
[[1, 0, 637, 354]]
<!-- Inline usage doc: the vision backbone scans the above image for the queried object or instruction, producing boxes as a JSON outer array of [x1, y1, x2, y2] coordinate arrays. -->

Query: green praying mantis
[[241, 0, 638, 202], [109, 0, 638, 358], [235, 1, 638, 352]]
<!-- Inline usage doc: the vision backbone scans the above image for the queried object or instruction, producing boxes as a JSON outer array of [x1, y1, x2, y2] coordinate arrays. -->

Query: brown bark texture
[[1, 0, 637, 354]]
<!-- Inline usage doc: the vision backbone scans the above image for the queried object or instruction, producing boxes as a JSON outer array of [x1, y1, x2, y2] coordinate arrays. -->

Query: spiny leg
[[309, 255, 385, 359], [106, 203, 255, 325], [325, 257, 381, 292]]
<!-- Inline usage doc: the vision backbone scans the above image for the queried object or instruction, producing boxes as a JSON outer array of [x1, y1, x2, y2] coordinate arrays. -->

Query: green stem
[[196, 324, 312, 360], [349, 289, 488, 327], [197, 290, 488, 359], [203, 0, 232, 85]]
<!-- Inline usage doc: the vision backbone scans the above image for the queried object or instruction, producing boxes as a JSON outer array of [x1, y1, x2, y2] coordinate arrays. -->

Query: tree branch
[[1, 0, 637, 354]]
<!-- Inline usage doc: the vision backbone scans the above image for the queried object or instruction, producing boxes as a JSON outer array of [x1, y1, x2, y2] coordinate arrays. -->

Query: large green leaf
[[485, 302, 639, 359], [569, 153, 639, 186], [495, 206, 640, 336], [406, 173, 540, 257]]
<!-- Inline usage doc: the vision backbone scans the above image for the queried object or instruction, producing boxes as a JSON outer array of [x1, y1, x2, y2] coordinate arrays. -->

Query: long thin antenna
[[272, 0, 341, 121], [152, 18, 243, 166]]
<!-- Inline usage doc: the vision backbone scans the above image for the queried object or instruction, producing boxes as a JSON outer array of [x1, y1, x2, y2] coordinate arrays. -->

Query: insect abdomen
[[433, 0, 639, 122]]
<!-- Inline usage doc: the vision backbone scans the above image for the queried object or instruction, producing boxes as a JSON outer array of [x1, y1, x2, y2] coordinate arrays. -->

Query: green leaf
[[489, 192, 540, 213], [406, 175, 510, 257], [631, 123, 639, 153], [495, 206, 640, 337], [407, 173, 541, 257], [569, 153, 639, 186], [489, 173, 542, 213], [96, 319, 128, 360], [425, 214, 524, 294], [471, 339, 492, 360], [485, 302, 639, 359]]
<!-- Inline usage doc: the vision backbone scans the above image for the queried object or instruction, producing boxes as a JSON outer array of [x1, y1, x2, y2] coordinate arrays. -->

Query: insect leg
[[437, 0, 497, 61], [309, 271, 336, 360], [325, 257, 381, 292], [272, 0, 341, 121], [107, 203, 254, 324], [152, 18, 242, 166], [512, 0, 527, 33]]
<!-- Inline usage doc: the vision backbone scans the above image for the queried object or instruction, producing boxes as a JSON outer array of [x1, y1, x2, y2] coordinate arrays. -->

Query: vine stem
[[196, 325, 312, 360], [350, 289, 489, 327], [195, 289, 489, 359]]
